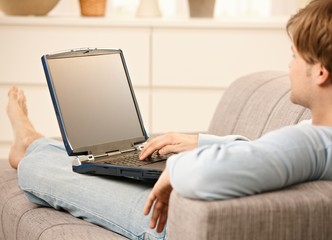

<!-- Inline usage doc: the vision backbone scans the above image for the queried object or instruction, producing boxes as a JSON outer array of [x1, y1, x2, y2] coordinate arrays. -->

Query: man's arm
[[139, 132, 249, 160], [198, 133, 250, 146], [167, 124, 332, 200], [142, 133, 250, 232]]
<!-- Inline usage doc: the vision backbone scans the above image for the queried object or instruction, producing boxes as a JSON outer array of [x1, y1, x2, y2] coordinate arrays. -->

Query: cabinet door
[[0, 25, 150, 86], [152, 27, 290, 88], [152, 89, 221, 133]]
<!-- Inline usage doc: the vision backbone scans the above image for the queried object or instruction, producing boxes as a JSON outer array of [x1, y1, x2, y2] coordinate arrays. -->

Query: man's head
[[286, 0, 332, 81], [286, 0, 332, 110]]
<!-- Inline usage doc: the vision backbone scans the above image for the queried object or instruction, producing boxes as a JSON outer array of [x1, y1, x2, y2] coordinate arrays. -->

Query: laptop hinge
[[73, 147, 138, 166], [73, 154, 96, 166]]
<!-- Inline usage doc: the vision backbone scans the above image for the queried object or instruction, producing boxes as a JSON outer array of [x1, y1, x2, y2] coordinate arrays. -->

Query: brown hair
[[286, 0, 332, 76]]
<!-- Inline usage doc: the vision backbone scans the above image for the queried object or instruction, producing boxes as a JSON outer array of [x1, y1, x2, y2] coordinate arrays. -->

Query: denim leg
[[17, 138, 166, 240]]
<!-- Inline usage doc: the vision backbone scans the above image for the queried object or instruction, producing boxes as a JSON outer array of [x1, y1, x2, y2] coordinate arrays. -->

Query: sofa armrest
[[167, 181, 332, 240]]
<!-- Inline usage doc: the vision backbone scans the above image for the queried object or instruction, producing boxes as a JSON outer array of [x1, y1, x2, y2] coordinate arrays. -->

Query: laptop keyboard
[[97, 151, 171, 167]]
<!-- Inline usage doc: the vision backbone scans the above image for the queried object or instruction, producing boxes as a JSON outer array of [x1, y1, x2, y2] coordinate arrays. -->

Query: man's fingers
[[142, 134, 183, 158], [140, 136, 173, 159], [156, 205, 168, 233], [149, 200, 164, 229], [143, 192, 156, 216], [140, 139, 161, 159]]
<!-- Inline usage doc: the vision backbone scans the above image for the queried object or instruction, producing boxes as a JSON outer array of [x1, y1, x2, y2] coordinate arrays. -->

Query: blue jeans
[[17, 138, 166, 240]]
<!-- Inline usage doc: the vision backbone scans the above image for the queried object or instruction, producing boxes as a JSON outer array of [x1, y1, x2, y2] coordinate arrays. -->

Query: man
[[6, 0, 332, 238]]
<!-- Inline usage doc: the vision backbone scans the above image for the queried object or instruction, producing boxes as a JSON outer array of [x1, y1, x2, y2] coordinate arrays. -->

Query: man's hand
[[140, 132, 198, 160], [144, 167, 173, 233]]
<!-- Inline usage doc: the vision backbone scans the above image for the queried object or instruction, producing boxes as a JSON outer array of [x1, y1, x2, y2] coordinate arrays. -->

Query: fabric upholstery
[[167, 181, 332, 240], [208, 71, 311, 139]]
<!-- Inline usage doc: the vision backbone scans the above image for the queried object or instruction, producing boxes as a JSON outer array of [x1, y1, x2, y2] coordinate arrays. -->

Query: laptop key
[[100, 152, 171, 167]]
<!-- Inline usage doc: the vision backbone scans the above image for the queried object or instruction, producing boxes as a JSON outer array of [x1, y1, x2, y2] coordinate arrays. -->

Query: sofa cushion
[[208, 71, 311, 139], [0, 169, 127, 240]]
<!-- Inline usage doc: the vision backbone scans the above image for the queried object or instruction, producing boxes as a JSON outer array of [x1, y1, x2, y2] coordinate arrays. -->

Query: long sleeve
[[167, 124, 332, 200], [198, 133, 250, 146]]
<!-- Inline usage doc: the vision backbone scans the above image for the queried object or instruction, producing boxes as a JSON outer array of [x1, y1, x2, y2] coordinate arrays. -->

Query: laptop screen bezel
[[41, 48, 148, 156]]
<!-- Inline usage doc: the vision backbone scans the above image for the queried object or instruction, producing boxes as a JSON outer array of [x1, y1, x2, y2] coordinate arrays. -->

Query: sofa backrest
[[208, 71, 311, 140]]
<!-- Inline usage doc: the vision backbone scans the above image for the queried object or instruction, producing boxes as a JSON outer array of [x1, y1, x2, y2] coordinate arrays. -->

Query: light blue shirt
[[167, 123, 332, 200]]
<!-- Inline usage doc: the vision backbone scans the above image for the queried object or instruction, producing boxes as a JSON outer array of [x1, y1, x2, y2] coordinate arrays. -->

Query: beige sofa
[[1, 71, 332, 240]]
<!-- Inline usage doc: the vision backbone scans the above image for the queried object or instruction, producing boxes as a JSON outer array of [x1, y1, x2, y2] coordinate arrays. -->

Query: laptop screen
[[43, 49, 146, 155]]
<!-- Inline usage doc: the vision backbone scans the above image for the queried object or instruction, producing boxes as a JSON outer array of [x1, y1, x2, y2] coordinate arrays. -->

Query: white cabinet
[[0, 16, 289, 158], [0, 23, 150, 86], [153, 27, 289, 88]]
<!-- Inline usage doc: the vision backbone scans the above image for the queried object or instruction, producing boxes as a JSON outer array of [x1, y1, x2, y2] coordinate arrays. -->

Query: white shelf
[[0, 14, 288, 29]]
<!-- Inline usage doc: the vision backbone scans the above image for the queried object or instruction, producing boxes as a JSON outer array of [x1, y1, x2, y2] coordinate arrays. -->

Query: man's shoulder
[[260, 123, 332, 145]]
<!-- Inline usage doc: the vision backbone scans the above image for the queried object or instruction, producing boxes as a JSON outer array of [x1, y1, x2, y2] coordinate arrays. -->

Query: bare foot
[[7, 87, 43, 169]]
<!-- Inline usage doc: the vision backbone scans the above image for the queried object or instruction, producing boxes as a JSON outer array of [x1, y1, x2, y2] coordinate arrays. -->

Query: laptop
[[41, 48, 168, 181]]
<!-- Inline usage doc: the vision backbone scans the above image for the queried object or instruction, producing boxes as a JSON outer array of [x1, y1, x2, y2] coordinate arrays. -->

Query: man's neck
[[311, 110, 332, 126]]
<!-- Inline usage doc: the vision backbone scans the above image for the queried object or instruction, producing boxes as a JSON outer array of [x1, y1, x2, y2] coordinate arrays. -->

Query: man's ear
[[316, 63, 330, 85]]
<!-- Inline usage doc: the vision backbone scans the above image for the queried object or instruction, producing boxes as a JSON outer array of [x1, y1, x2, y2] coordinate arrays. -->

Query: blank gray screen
[[47, 53, 144, 149]]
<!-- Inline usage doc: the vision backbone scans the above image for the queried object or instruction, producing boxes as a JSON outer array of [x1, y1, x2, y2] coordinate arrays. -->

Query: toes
[[7, 86, 29, 117], [17, 89, 25, 105], [22, 98, 28, 116], [8, 86, 18, 99], [8, 86, 28, 114], [17, 89, 28, 115]]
